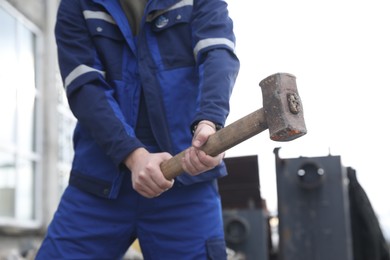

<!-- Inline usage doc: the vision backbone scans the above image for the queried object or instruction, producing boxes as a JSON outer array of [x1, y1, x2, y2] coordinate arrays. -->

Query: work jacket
[[55, 0, 240, 198]]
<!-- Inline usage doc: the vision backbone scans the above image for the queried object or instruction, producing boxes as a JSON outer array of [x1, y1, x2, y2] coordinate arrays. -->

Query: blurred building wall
[[0, 0, 64, 258]]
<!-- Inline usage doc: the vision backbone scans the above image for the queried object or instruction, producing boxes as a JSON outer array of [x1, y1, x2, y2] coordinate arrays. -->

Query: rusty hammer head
[[259, 73, 307, 141]]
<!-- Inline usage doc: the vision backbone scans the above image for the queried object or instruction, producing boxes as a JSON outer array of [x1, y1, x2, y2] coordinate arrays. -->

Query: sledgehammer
[[161, 73, 307, 180]]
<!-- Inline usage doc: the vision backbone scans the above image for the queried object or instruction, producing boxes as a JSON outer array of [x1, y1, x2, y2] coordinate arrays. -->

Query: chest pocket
[[149, 7, 194, 69], [86, 19, 125, 80]]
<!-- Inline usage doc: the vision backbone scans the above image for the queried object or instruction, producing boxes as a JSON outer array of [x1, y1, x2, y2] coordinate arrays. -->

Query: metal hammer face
[[260, 73, 307, 141]]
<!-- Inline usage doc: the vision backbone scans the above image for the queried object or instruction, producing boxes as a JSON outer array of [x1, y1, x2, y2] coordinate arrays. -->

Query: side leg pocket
[[206, 237, 227, 260]]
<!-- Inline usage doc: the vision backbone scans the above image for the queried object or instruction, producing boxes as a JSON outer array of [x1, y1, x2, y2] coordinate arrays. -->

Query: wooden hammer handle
[[160, 108, 268, 180]]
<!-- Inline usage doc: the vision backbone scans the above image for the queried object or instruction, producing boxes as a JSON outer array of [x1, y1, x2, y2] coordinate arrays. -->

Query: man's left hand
[[181, 120, 224, 176]]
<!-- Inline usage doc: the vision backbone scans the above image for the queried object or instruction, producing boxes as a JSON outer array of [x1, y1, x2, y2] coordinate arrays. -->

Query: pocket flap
[[206, 238, 227, 260]]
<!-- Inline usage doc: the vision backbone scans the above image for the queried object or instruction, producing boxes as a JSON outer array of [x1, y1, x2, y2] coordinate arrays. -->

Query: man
[[36, 0, 240, 258]]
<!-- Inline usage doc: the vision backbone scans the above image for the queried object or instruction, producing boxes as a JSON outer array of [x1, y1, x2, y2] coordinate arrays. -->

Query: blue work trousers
[[35, 172, 227, 259]]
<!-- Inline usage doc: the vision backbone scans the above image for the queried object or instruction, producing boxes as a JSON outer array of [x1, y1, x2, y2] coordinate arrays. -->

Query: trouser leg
[[137, 180, 227, 260], [36, 184, 138, 259]]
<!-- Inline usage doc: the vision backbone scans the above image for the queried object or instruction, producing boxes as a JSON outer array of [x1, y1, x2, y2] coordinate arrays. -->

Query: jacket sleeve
[[55, 0, 144, 166], [191, 0, 240, 127]]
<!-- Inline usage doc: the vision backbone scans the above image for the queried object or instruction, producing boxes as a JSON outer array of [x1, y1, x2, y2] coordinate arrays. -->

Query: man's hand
[[124, 148, 174, 198], [182, 120, 225, 176]]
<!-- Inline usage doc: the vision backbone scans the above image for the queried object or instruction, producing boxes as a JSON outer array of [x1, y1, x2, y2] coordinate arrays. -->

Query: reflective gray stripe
[[169, 0, 193, 10], [83, 10, 116, 24], [193, 38, 235, 58], [64, 65, 105, 90], [147, 0, 193, 22]]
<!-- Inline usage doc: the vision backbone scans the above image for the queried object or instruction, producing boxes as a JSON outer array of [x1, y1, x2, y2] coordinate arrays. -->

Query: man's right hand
[[124, 148, 174, 198]]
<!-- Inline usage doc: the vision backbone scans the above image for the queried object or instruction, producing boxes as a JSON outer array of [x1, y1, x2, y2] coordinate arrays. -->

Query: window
[[0, 5, 41, 226], [57, 87, 76, 194]]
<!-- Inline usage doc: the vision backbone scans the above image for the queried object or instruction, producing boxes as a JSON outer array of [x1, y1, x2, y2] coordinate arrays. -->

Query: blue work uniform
[[36, 0, 240, 259]]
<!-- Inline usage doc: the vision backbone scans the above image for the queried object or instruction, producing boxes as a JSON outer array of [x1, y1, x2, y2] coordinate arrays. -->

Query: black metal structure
[[274, 148, 353, 260], [219, 155, 269, 260]]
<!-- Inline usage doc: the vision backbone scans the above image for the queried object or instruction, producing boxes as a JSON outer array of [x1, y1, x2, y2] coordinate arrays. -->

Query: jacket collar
[[92, 0, 137, 53]]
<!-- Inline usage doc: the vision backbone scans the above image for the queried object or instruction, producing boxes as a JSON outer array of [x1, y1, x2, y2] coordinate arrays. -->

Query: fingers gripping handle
[[160, 108, 268, 180]]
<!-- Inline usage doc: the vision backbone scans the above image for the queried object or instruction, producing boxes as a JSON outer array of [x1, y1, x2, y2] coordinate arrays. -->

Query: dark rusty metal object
[[259, 73, 306, 141]]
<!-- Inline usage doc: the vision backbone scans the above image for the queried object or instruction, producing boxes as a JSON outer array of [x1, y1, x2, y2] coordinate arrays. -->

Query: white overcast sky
[[224, 0, 390, 240]]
